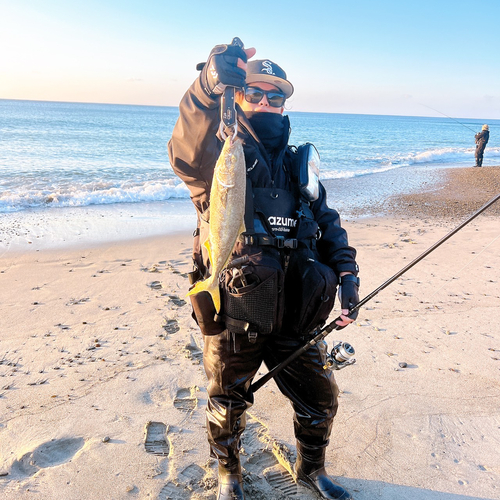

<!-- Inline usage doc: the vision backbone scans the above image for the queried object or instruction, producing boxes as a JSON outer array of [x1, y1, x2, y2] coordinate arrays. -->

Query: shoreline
[[0, 200, 197, 254], [324, 165, 500, 220], [1, 166, 499, 499], [1, 165, 499, 254]]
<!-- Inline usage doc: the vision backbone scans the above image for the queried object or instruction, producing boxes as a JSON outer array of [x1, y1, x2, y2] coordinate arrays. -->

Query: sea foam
[[0, 179, 190, 213]]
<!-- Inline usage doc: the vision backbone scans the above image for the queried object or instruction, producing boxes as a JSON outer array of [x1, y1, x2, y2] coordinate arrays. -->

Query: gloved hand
[[338, 274, 360, 322], [200, 42, 248, 96]]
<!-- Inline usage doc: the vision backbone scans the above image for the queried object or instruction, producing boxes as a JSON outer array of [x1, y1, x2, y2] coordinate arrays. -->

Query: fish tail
[[185, 276, 222, 313]]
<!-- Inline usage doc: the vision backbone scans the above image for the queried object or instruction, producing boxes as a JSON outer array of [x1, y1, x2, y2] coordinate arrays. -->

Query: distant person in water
[[474, 124, 489, 167]]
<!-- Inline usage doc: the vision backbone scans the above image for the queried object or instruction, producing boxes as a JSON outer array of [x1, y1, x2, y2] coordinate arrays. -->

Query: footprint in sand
[[144, 421, 170, 456], [10, 437, 85, 478], [242, 419, 295, 471], [178, 248, 192, 257], [151, 414, 314, 499], [158, 481, 189, 500], [173, 387, 198, 413], [148, 281, 163, 290], [263, 468, 299, 498], [245, 450, 278, 470], [167, 295, 187, 307], [182, 341, 203, 363], [163, 319, 180, 335], [157, 465, 206, 499], [240, 417, 320, 499], [179, 463, 205, 485], [166, 260, 189, 279]]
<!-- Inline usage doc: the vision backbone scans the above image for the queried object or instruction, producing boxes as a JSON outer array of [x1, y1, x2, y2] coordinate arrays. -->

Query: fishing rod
[[251, 192, 500, 392], [420, 103, 477, 133]]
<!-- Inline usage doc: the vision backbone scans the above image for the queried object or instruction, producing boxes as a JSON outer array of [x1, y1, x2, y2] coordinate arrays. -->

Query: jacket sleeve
[[168, 76, 222, 214], [475, 131, 489, 146], [312, 183, 359, 276]]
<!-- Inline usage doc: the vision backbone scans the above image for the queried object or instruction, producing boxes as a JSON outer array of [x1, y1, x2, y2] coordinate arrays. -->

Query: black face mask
[[246, 112, 286, 153]]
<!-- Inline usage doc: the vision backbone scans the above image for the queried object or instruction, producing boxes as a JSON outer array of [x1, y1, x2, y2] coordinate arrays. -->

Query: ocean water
[[1, 99, 499, 250], [2, 99, 499, 215]]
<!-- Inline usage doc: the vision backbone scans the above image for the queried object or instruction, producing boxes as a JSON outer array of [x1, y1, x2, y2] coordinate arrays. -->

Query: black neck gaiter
[[246, 112, 285, 154]]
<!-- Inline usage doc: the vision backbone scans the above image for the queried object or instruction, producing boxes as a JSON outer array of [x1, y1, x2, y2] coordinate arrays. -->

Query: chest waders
[[202, 165, 346, 495]]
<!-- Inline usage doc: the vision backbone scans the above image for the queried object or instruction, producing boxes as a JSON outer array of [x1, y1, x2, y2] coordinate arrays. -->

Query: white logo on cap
[[261, 61, 275, 75]]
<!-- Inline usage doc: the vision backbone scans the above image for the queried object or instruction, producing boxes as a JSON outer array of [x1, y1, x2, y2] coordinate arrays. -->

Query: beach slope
[[1, 167, 499, 500]]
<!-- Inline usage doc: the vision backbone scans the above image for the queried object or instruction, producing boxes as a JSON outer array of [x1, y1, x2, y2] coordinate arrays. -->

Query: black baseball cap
[[246, 59, 294, 98]]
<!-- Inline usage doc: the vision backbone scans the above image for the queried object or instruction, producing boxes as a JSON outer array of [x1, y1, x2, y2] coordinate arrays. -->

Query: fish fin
[[186, 279, 206, 298], [186, 240, 222, 312], [203, 238, 213, 267], [211, 286, 221, 313], [185, 276, 222, 313]]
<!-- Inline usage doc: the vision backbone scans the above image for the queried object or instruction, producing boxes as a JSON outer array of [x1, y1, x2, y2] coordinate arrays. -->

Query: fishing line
[[419, 103, 477, 133]]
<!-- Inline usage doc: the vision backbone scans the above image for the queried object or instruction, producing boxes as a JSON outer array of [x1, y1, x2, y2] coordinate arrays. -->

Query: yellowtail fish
[[187, 137, 246, 312]]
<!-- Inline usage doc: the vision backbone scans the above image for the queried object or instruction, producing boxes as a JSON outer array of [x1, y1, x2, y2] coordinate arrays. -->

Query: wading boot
[[217, 461, 245, 500], [295, 443, 352, 500]]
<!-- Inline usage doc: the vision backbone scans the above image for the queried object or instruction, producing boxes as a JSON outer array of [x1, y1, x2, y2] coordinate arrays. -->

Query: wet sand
[[324, 165, 500, 220], [1, 167, 499, 499], [383, 166, 500, 219]]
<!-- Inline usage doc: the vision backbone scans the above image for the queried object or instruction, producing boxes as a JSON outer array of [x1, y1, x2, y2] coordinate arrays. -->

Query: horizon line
[[1, 97, 497, 122]]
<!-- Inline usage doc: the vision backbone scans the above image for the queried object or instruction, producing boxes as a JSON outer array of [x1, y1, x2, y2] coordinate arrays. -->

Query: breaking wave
[[0, 179, 190, 213], [321, 146, 500, 180]]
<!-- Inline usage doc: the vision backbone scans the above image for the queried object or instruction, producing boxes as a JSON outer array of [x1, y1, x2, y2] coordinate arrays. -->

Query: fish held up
[[186, 137, 246, 312]]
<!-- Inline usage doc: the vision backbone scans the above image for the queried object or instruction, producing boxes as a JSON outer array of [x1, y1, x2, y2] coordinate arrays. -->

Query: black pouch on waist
[[221, 253, 285, 335], [189, 291, 225, 336], [283, 251, 338, 336]]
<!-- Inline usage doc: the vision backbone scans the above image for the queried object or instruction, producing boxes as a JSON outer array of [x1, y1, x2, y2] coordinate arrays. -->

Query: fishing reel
[[324, 341, 356, 371]]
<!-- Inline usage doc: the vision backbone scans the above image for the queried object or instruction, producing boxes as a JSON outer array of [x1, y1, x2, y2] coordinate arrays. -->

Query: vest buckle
[[248, 331, 258, 343]]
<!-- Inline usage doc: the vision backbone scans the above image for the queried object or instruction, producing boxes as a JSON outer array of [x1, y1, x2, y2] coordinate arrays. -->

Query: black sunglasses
[[244, 86, 286, 108]]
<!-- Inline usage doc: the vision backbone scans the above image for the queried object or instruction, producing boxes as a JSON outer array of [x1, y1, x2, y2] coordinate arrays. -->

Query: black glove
[[200, 43, 248, 96], [338, 274, 360, 320]]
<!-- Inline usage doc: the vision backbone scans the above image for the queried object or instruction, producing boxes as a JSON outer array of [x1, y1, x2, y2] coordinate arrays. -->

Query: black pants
[[203, 330, 339, 467], [475, 145, 486, 166]]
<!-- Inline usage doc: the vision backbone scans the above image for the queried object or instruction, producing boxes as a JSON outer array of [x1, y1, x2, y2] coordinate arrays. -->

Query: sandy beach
[[1, 167, 499, 500]]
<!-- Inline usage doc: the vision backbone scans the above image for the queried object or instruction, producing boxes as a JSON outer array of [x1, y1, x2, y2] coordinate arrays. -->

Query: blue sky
[[1, 0, 499, 118]]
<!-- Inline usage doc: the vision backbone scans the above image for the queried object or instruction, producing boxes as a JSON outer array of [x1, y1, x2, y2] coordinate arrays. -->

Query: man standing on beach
[[168, 40, 359, 500], [475, 124, 490, 167]]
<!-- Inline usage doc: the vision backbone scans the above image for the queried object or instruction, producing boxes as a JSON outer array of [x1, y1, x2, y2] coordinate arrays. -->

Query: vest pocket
[[284, 255, 338, 336], [221, 256, 284, 335]]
